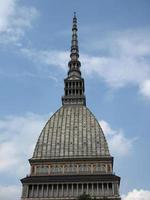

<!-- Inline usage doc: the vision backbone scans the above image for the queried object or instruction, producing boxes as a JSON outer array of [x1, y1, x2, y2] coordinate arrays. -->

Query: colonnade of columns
[[23, 182, 119, 198]]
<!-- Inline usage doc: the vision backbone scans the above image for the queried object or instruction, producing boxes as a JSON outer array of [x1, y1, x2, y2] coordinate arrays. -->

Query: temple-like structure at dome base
[[21, 13, 121, 200]]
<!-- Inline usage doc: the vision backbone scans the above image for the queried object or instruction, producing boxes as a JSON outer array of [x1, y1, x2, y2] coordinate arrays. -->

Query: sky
[[0, 0, 150, 199]]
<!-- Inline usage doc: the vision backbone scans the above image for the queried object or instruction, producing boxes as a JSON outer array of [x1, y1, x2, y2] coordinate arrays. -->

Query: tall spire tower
[[62, 13, 86, 105], [21, 14, 121, 200]]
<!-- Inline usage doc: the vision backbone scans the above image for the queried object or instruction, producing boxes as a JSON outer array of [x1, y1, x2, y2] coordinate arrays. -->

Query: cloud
[[139, 80, 150, 99], [20, 28, 150, 100], [122, 189, 150, 200], [0, 0, 38, 45], [81, 28, 150, 90], [0, 113, 49, 176], [0, 185, 20, 200], [100, 120, 134, 157], [20, 48, 68, 70], [0, 112, 54, 200]]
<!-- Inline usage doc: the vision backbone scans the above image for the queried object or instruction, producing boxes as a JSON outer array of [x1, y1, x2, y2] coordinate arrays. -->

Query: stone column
[[48, 165, 51, 175], [46, 184, 49, 197], [31, 185, 34, 197], [106, 183, 109, 196], [72, 184, 74, 197], [46, 185, 48, 197], [91, 183, 94, 196], [34, 166, 37, 175], [102, 183, 104, 196], [36, 185, 39, 197], [56, 184, 58, 197], [111, 183, 114, 195], [77, 184, 79, 197], [97, 183, 99, 196], [114, 183, 117, 195], [52, 184, 54, 197], [87, 183, 89, 194], [117, 183, 119, 195], [67, 184, 69, 196], [41, 185, 44, 197], [82, 183, 83, 194], [22, 184, 29, 198], [61, 184, 64, 197]]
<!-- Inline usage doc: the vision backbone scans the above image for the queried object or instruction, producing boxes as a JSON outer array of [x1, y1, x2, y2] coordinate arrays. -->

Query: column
[[41, 185, 44, 197], [23, 185, 29, 198], [27, 185, 29, 198], [47, 185, 49, 197], [114, 183, 117, 195], [72, 184, 74, 197], [112, 183, 114, 195], [97, 183, 99, 196], [48, 165, 51, 175], [62, 184, 64, 197], [36, 185, 39, 197], [34, 166, 37, 175], [106, 183, 108, 196], [67, 184, 69, 196], [52, 184, 54, 197], [31, 185, 34, 197], [82, 183, 83, 194], [91, 183, 93, 196], [87, 183, 89, 195], [56, 184, 58, 197], [46, 184, 49, 197], [117, 183, 119, 195], [102, 183, 104, 196], [77, 184, 79, 197]]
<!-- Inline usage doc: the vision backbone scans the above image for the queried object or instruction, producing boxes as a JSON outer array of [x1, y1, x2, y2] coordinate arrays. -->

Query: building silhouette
[[21, 13, 121, 200]]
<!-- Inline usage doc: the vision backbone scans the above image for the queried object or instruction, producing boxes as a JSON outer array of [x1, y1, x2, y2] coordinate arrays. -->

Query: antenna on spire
[[74, 12, 76, 17]]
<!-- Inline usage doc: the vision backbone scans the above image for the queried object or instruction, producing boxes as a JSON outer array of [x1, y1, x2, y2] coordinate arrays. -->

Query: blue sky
[[0, 0, 150, 199]]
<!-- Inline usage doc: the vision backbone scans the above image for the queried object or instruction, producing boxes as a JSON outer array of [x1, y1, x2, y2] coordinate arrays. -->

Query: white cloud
[[0, 185, 20, 200], [139, 80, 150, 99], [20, 48, 68, 70], [100, 120, 134, 157], [20, 28, 150, 99], [0, 0, 38, 45], [0, 113, 49, 176], [0, 112, 54, 200], [81, 29, 150, 89], [122, 189, 150, 200]]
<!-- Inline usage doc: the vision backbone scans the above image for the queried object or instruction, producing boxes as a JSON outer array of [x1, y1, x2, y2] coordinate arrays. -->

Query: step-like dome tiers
[[32, 105, 110, 160]]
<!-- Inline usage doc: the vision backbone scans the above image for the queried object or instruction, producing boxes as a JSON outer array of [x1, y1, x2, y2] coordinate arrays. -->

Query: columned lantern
[[21, 13, 121, 200]]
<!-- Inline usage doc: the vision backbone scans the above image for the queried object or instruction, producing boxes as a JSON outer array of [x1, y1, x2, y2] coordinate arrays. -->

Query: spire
[[62, 13, 86, 106], [68, 12, 81, 78], [70, 12, 79, 62]]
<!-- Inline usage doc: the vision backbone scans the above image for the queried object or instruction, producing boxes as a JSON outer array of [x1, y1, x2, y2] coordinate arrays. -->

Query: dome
[[32, 105, 110, 159]]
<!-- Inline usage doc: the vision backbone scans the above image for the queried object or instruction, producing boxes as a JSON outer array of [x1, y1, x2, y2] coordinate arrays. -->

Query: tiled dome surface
[[33, 105, 110, 159]]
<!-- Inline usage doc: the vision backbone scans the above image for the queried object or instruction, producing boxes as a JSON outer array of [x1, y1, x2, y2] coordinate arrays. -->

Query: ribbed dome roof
[[33, 105, 110, 159]]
